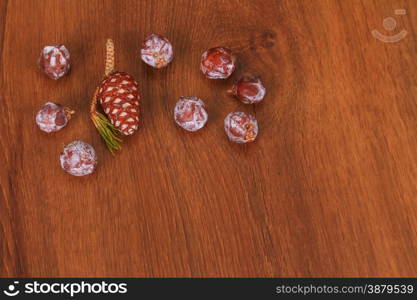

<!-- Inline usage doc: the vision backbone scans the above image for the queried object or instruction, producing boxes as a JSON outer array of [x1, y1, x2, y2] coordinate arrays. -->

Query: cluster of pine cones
[[35, 34, 266, 176]]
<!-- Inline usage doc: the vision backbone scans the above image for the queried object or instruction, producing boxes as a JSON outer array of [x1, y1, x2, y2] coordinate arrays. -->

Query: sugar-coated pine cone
[[36, 102, 74, 133], [141, 34, 174, 68], [96, 72, 140, 136], [174, 96, 208, 132], [231, 77, 266, 104], [60, 141, 97, 176], [224, 111, 258, 143], [38, 45, 70, 80], [200, 47, 236, 79]]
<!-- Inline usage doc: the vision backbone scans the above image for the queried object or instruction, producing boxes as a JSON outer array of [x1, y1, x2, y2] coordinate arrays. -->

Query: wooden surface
[[0, 0, 416, 277]]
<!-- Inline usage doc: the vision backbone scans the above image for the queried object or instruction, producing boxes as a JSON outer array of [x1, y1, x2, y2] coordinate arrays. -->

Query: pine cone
[[90, 39, 141, 153], [97, 72, 140, 135]]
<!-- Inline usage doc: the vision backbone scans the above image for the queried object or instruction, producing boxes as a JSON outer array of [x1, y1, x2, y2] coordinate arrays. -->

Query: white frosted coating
[[39, 45, 70, 80], [235, 78, 266, 104], [35, 102, 68, 133], [174, 97, 208, 132], [60, 141, 97, 176], [224, 112, 258, 143], [141, 34, 173, 68], [200, 47, 235, 79]]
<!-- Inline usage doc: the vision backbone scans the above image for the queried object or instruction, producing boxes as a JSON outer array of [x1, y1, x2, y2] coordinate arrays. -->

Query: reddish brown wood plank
[[0, 0, 416, 277]]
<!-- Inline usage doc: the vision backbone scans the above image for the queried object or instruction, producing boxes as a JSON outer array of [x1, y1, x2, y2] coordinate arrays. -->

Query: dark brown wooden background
[[0, 0, 416, 277]]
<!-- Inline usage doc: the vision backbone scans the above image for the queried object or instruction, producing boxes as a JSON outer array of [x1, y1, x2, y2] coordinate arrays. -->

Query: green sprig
[[91, 112, 122, 154], [90, 40, 121, 154]]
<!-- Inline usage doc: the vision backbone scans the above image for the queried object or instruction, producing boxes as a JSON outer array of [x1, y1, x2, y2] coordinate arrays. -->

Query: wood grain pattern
[[1, 0, 416, 277]]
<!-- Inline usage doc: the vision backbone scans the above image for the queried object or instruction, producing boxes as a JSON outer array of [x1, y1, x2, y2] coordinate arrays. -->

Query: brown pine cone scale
[[97, 71, 140, 135]]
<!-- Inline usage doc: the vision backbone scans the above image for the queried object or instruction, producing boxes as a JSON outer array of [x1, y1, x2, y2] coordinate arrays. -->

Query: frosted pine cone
[[174, 97, 208, 131], [224, 112, 258, 143], [96, 72, 140, 136], [141, 34, 173, 68], [200, 47, 235, 79], [230, 77, 266, 104], [36, 102, 74, 133], [60, 141, 97, 176], [38, 45, 70, 80]]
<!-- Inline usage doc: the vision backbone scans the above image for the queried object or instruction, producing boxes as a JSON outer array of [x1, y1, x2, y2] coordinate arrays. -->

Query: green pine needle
[[91, 112, 122, 154]]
